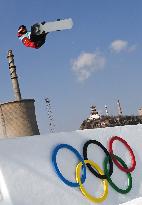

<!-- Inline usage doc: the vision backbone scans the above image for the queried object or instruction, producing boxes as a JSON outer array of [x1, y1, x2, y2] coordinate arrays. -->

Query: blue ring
[[52, 144, 86, 187]]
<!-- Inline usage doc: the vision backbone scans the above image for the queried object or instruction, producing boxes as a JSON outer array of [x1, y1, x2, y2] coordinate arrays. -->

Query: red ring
[[108, 136, 136, 173]]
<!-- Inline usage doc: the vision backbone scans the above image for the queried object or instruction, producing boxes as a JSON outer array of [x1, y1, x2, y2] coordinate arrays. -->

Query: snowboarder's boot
[[41, 21, 46, 25], [56, 19, 61, 31]]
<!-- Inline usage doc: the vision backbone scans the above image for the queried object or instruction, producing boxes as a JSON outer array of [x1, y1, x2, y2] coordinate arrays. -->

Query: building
[[0, 50, 40, 138]]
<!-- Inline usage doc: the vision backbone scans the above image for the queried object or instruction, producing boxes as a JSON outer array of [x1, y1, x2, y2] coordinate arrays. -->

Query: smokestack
[[7, 50, 22, 101], [105, 105, 109, 116], [117, 99, 123, 116]]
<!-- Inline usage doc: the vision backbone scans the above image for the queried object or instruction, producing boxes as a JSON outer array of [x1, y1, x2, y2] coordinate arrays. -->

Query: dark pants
[[30, 27, 48, 48], [30, 33, 47, 48]]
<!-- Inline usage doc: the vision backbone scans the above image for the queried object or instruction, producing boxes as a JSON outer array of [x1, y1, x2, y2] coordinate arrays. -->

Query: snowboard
[[31, 18, 73, 36]]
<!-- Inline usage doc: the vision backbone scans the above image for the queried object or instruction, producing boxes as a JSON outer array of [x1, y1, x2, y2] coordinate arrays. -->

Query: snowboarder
[[17, 18, 73, 49], [17, 24, 48, 49]]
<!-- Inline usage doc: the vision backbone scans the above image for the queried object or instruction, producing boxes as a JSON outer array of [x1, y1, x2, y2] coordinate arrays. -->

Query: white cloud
[[110, 40, 128, 53], [71, 52, 106, 81], [110, 40, 136, 53]]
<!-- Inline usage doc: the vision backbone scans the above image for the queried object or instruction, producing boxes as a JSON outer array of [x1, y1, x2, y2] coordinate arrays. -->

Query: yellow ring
[[76, 160, 108, 203]]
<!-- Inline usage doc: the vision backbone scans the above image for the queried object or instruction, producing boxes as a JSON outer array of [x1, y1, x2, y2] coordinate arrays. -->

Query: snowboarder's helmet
[[18, 25, 27, 34]]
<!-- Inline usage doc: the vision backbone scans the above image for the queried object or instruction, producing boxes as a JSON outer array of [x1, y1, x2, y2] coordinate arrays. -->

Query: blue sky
[[0, 0, 142, 133]]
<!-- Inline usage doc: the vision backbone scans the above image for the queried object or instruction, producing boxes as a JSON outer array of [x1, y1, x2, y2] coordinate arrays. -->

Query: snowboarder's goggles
[[18, 27, 27, 33], [52, 136, 136, 203]]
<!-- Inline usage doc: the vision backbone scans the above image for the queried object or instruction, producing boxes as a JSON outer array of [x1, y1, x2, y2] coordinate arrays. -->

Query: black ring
[[83, 140, 113, 179]]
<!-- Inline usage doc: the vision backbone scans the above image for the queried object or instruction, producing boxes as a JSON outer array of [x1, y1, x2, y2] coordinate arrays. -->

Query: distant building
[[88, 105, 100, 121], [117, 100, 123, 116], [105, 105, 109, 116], [80, 103, 142, 130], [138, 108, 142, 116], [0, 50, 40, 138]]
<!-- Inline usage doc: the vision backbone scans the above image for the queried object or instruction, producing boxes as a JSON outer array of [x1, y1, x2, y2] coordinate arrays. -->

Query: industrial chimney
[[7, 50, 22, 101], [117, 99, 123, 116], [0, 50, 40, 138]]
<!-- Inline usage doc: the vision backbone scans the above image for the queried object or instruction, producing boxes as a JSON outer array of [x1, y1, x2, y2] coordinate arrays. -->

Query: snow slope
[[119, 197, 142, 205], [0, 125, 142, 205]]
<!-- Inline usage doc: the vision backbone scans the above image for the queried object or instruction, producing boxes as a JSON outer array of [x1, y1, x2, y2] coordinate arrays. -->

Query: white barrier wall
[[0, 125, 141, 205]]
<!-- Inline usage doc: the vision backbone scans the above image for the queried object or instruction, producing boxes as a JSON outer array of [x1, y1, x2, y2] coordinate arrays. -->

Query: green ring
[[104, 154, 132, 194]]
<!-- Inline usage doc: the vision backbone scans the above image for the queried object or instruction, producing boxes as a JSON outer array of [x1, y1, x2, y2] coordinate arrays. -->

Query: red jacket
[[17, 32, 39, 49], [22, 37, 37, 48]]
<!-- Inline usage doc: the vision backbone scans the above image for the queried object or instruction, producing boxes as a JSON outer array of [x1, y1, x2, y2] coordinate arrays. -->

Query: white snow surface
[[0, 125, 142, 205], [119, 197, 142, 205]]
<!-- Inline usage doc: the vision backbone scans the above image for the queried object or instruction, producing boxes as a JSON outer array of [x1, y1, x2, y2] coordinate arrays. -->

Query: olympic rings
[[108, 136, 136, 173], [76, 160, 108, 203], [83, 140, 113, 179], [52, 143, 86, 187], [104, 154, 132, 194], [51, 136, 136, 204]]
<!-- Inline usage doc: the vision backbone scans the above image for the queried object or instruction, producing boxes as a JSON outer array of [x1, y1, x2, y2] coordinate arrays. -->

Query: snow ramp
[[0, 125, 141, 205]]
